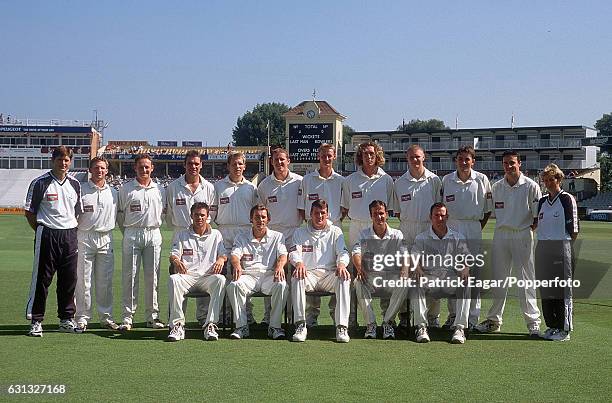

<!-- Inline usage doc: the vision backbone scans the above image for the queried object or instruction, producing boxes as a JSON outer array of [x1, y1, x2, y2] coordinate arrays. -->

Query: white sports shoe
[[230, 325, 250, 339], [382, 322, 395, 340], [364, 323, 377, 339], [28, 321, 43, 337], [528, 323, 541, 338], [167, 324, 185, 342], [292, 322, 307, 342], [415, 326, 430, 343], [549, 329, 570, 342], [203, 323, 219, 341], [146, 319, 166, 329], [451, 327, 466, 344], [268, 327, 286, 340], [336, 325, 350, 343], [59, 319, 84, 334], [118, 322, 132, 332]]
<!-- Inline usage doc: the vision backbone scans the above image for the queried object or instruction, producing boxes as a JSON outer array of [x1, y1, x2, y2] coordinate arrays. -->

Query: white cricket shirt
[[78, 180, 117, 232], [394, 168, 442, 223], [257, 171, 302, 230], [118, 179, 165, 228], [492, 174, 542, 231], [171, 226, 226, 276], [166, 175, 215, 230], [231, 228, 287, 273], [442, 170, 492, 221], [299, 169, 345, 223], [211, 176, 258, 227], [289, 222, 350, 270], [341, 167, 395, 221]]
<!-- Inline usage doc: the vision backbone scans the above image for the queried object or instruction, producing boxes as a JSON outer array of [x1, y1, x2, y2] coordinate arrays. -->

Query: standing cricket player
[[117, 154, 165, 331], [475, 150, 542, 336], [353, 200, 409, 340], [290, 200, 351, 343], [75, 157, 119, 331], [167, 202, 227, 342], [536, 164, 579, 342], [298, 143, 345, 327], [436, 146, 492, 329], [226, 205, 288, 340], [410, 202, 472, 344], [25, 146, 83, 336], [166, 150, 216, 325]]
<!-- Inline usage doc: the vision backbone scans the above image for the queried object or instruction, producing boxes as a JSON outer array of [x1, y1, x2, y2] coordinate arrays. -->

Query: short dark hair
[[89, 156, 108, 169], [502, 150, 520, 161], [184, 150, 201, 163], [134, 153, 152, 164], [368, 200, 387, 214], [455, 146, 475, 160], [250, 204, 270, 220], [191, 202, 209, 215], [272, 148, 289, 159], [51, 146, 73, 160], [310, 199, 329, 215], [430, 202, 447, 216]]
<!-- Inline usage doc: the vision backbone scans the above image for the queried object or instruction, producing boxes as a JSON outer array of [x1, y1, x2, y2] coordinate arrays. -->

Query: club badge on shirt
[[268, 196, 278, 203], [308, 193, 319, 201], [241, 253, 253, 261], [401, 194, 411, 202], [351, 191, 363, 199], [46, 193, 58, 201], [220, 197, 230, 205], [83, 205, 94, 213], [130, 203, 141, 212], [175, 198, 186, 206], [495, 202, 504, 209], [302, 245, 314, 252], [445, 195, 455, 202], [182, 248, 194, 256]]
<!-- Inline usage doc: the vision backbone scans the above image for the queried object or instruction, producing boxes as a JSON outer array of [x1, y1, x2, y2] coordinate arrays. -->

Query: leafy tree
[[342, 124, 355, 146], [396, 118, 449, 132], [595, 112, 612, 137], [232, 102, 290, 146], [598, 153, 612, 192]]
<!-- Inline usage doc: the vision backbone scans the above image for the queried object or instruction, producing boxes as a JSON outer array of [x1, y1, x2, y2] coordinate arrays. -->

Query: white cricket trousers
[[411, 269, 471, 329], [168, 273, 226, 326], [399, 220, 430, 317], [431, 219, 483, 326], [227, 271, 287, 329], [292, 269, 351, 327], [354, 276, 409, 325], [485, 227, 541, 328], [121, 227, 162, 324], [75, 230, 115, 326]]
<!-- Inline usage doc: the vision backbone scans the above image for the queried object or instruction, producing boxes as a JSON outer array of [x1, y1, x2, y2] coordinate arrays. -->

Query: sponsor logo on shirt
[[288, 245, 297, 252], [308, 193, 319, 201], [83, 205, 94, 213], [182, 248, 194, 256], [445, 195, 455, 202], [46, 193, 58, 201], [401, 194, 411, 201], [351, 191, 363, 199], [130, 203, 141, 212], [175, 198, 186, 206], [241, 253, 253, 261], [302, 245, 313, 252], [539, 212, 543, 219], [268, 196, 278, 203], [495, 202, 504, 209], [220, 197, 230, 205]]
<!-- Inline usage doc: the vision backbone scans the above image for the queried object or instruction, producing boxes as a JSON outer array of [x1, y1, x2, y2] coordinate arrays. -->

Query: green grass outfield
[[1, 215, 611, 402]]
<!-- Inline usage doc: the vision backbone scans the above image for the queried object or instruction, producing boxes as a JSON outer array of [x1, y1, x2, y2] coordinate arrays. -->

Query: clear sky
[[2, 1, 611, 145]]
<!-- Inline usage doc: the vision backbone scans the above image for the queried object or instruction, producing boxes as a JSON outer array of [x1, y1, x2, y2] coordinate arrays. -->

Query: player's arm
[[335, 231, 351, 281], [212, 237, 227, 274], [288, 241, 306, 279], [352, 240, 366, 281], [24, 179, 42, 231], [274, 254, 288, 282], [25, 211, 37, 231], [169, 232, 188, 274]]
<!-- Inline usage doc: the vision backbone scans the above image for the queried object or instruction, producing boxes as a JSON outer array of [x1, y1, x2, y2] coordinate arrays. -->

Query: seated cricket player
[[410, 202, 472, 344], [167, 202, 227, 342], [353, 200, 409, 340], [290, 199, 351, 343], [226, 204, 288, 340]]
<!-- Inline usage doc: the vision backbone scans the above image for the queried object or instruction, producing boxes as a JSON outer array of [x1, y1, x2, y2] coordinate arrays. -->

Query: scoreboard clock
[[288, 123, 334, 163]]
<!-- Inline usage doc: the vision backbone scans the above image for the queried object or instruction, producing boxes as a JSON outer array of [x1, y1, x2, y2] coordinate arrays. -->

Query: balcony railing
[[349, 139, 584, 152]]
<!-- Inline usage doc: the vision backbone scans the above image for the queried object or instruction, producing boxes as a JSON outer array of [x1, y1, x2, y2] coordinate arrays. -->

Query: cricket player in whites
[[435, 146, 492, 329], [341, 141, 395, 324], [475, 150, 542, 336], [257, 148, 302, 325], [166, 150, 216, 326], [210, 151, 259, 323], [117, 154, 165, 331], [410, 202, 472, 344], [290, 200, 351, 343], [25, 146, 83, 336], [226, 205, 288, 340], [298, 143, 345, 327], [353, 200, 409, 340], [75, 157, 119, 331], [167, 202, 226, 342], [394, 144, 442, 326]]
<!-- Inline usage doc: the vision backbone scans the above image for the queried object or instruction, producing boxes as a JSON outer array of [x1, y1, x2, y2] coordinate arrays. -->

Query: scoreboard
[[288, 123, 334, 163]]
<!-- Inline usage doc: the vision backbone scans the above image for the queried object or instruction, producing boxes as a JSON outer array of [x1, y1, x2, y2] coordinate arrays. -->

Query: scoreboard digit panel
[[288, 123, 334, 163]]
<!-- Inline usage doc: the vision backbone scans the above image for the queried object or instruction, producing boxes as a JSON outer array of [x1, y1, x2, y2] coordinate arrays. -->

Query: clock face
[[306, 110, 316, 119]]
